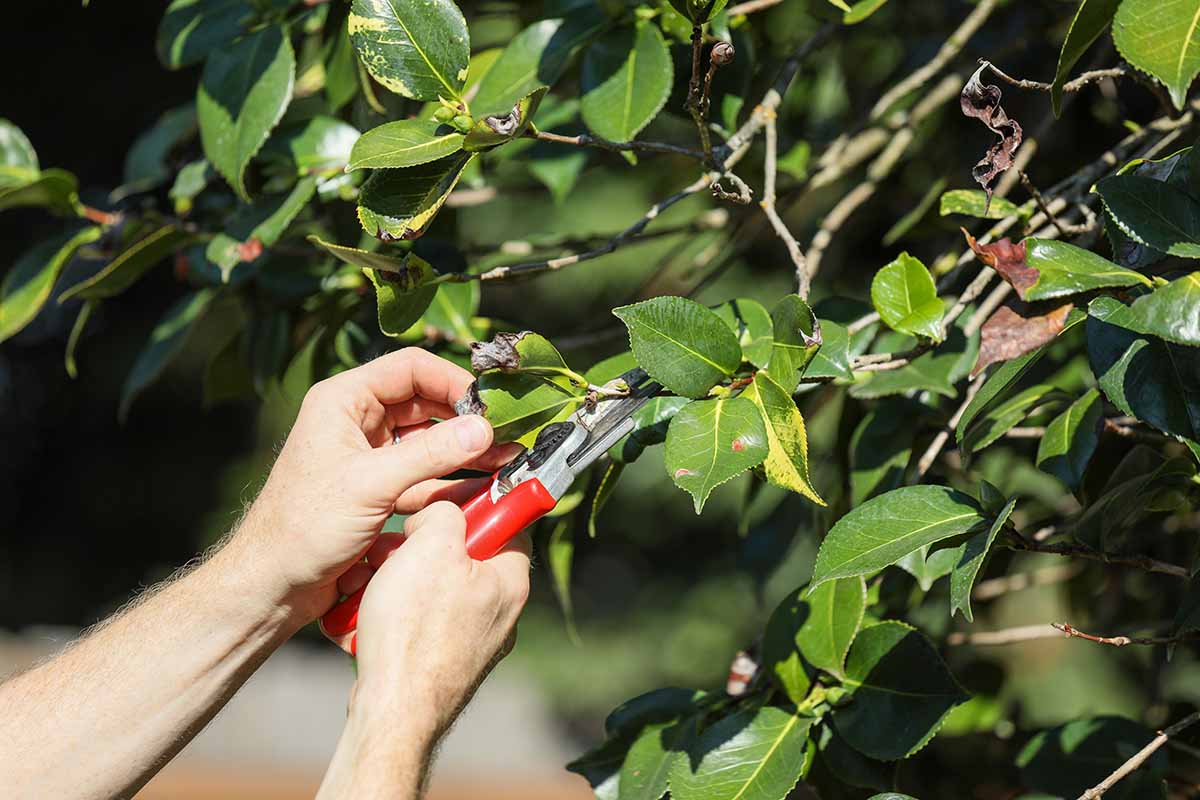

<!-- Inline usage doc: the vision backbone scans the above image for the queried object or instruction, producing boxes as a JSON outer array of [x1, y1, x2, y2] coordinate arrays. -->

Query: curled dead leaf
[[454, 383, 487, 417], [960, 63, 1023, 210], [962, 228, 1037, 299], [470, 331, 528, 373], [974, 300, 1074, 376]]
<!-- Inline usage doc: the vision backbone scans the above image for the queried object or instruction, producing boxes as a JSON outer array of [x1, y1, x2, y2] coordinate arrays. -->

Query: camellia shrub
[[3, 0, 1200, 797]]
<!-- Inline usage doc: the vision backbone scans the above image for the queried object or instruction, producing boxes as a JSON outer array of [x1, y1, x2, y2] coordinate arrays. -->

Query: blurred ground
[[1, 631, 592, 799]]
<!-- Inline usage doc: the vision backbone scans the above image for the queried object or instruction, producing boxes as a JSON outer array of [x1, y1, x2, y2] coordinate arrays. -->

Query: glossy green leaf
[[844, 0, 889, 24], [665, 0, 729, 23], [1095, 174, 1200, 258], [424, 281, 479, 342], [613, 296, 741, 399], [366, 261, 439, 337], [619, 721, 694, 800], [811, 485, 986, 588], [815, 725, 894, 792], [766, 577, 866, 691], [264, 116, 360, 175], [60, 226, 191, 302], [325, 16, 359, 111], [348, 118, 464, 171], [833, 622, 968, 761], [0, 227, 102, 344], [64, 299, 96, 380], [1113, 0, 1200, 110], [1051, 0, 1121, 115], [357, 152, 473, 241], [120, 288, 217, 420], [547, 519, 579, 645], [743, 373, 823, 505], [464, 87, 547, 152], [1036, 388, 1103, 489], [1124, 271, 1200, 346], [606, 688, 706, 738], [348, 0, 469, 101], [961, 384, 1060, 454], [0, 169, 79, 215], [581, 21, 672, 143], [475, 372, 586, 443], [850, 399, 918, 504], [664, 396, 768, 513], [939, 189, 1023, 220], [956, 309, 1086, 442], [871, 252, 943, 342], [669, 706, 813, 800], [197, 25, 296, 201], [766, 294, 821, 390], [157, 0, 264, 69], [589, 460, 624, 537], [1021, 238, 1152, 300], [1074, 446, 1196, 551], [120, 105, 197, 194], [1088, 296, 1200, 443], [204, 177, 317, 280], [1018, 717, 1168, 800], [472, 12, 608, 117], [804, 319, 853, 381], [713, 298, 773, 369], [948, 497, 1016, 622], [896, 546, 959, 592], [0, 118, 38, 184], [169, 160, 211, 214]]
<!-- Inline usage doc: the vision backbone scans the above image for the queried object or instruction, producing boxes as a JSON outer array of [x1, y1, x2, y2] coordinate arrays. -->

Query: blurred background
[[2, 1, 1194, 798]]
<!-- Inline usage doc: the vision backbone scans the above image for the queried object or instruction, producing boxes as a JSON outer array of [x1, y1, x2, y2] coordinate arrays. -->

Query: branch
[[914, 376, 983, 480], [870, 0, 999, 120], [1008, 537, 1191, 579], [980, 59, 1128, 94], [1053, 622, 1200, 649], [1077, 712, 1200, 800], [761, 113, 808, 296], [527, 130, 704, 161]]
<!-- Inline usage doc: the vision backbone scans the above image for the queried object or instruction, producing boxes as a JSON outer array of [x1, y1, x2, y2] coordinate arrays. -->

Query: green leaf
[[665, 0, 729, 23], [0, 118, 38, 183], [60, 226, 191, 302], [870, 252, 943, 342], [472, 12, 609, 117], [606, 688, 706, 738], [589, 460, 624, 537], [833, 621, 968, 761], [815, 725, 894, 792], [956, 309, 1086, 442], [1113, 0, 1200, 110], [348, 118, 465, 171], [264, 116, 361, 175], [896, 546, 958, 592], [64, 299, 96, 379], [939, 189, 1023, 220], [120, 288, 217, 420], [1037, 388, 1103, 489], [366, 262, 439, 337], [664, 396, 768, 513], [961, 384, 1060, 454], [308, 236, 414, 276], [204, 177, 318, 281], [765, 294, 821, 391], [580, 21, 673, 143], [1018, 717, 1169, 800], [169, 160, 211, 215], [823, 0, 851, 10], [1051, 0, 1121, 115], [0, 169, 79, 215], [464, 87, 547, 152], [119, 105, 198, 194], [811, 485, 987, 588], [197, 25, 295, 201], [0, 227, 103, 344], [357, 152, 473, 241], [804, 319, 853, 381], [669, 706, 814, 800], [850, 323, 979, 400], [619, 721, 694, 800], [157, 0, 263, 69], [844, 0, 889, 24], [766, 577, 866, 691], [1095, 174, 1200, 258], [850, 399, 919, 505], [475, 373, 586, 444], [882, 177, 945, 247], [713, 298, 773, 369], [1088, 296, 1200, 443], [948, 497, 1016, 622], [613, 296, 742, 399], [348, 0, 469, 102], [1123, 271, 1200, 346], [547, 519, 580, 645], [469, 331, 579, 385], [742, 373, 824, 505], [1021, 238, 1152, 300], [424, 281, 479, 342]]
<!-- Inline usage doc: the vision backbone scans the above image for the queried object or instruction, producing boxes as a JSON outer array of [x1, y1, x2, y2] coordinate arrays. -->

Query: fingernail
[[455, 415, 491, 451]]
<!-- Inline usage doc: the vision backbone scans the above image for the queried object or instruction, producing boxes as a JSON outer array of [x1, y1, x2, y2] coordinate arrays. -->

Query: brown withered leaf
[[974, 300, 1074, 376], [962, 228, 1037, 300], [454, 383, 487, 417], [960, 63, 1023, 210], [469, 331, 527, 373]]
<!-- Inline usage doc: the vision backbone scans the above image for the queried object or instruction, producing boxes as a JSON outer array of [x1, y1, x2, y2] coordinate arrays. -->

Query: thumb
[[361, 414, 495, 500]]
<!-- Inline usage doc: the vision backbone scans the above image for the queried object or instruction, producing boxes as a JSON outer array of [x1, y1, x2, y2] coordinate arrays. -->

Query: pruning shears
[[320, 367, 661, 654]]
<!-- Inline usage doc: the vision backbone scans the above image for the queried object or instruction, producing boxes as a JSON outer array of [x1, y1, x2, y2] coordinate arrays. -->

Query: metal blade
[[566, 371, 660, 470]]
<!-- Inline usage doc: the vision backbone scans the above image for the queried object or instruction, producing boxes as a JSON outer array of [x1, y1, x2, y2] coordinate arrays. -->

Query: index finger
[[343, 347, 475, 407]]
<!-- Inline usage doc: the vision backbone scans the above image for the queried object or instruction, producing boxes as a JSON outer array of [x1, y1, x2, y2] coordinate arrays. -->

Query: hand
[[230, 348, 519, 625]]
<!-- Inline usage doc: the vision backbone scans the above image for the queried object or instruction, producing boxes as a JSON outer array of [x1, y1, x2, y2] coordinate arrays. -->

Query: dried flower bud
[[711, 41, 735, 66]]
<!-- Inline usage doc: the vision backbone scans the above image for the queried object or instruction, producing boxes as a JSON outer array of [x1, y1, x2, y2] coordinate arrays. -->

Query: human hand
[[229, 348, 520, 626]]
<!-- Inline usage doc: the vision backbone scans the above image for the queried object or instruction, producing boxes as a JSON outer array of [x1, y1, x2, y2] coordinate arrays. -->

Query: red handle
[[319, 476, 557, 655]]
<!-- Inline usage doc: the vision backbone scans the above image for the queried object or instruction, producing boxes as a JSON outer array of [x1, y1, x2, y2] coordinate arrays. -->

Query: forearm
[[0, 530, 305, 800], [316, 699, 439, 800]]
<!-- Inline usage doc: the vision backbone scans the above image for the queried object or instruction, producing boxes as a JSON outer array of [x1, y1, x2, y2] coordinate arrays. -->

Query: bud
[[451, 114, 475, 133], [433, 106, 456, 124], [711, 41, 735, 66]]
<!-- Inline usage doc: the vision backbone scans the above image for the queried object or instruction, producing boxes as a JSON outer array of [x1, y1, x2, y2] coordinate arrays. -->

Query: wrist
[[206, 526, 311, 641]]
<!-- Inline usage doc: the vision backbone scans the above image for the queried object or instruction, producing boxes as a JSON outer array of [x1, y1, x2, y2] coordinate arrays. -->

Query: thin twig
[[981, 60, 1128, 94], [686, 26, 714, 162], [870, 0, 998, 120], [1077, 713, 1200, 800], [1009, 537, 1191, 579], [761, 113, 808, 295], [1053, 623, 1200, 649], [915, 377, 983, 479], [528, 130, 704, 160]]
